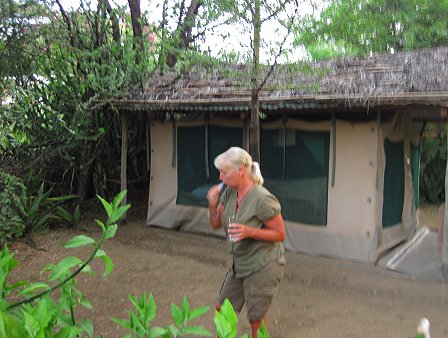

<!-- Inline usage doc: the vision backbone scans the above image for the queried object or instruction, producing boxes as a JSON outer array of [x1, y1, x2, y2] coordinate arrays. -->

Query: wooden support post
[[444, 120, 448, 281], [121, 111, 128, 225], [441, 107, 447, 119], [146, 118, 150, 173]]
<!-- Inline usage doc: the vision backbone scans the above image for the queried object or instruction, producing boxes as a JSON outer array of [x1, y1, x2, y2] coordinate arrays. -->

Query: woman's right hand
[[207, 184, 222, 208], [207, 185, 224, 229]]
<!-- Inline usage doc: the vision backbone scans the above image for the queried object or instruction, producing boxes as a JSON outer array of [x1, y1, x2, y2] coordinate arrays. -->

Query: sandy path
[[9, 209, 448, 338]]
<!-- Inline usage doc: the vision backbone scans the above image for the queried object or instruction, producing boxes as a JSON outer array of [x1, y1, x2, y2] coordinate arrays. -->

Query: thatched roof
[[111, 47, 448, 120]]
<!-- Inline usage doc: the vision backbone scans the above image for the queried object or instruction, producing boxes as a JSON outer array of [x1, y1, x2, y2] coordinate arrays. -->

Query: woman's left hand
[[229, 213, 286, 243], [228, 223, 250, 242]]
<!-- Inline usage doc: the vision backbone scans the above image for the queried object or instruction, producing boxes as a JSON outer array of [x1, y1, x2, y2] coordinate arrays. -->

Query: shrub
[[420, 123, 447, 204], [0, 191, 130, 337], [0, 170, 79, 247], [0, 172, 26, 246], [114, 296, 272, 338]]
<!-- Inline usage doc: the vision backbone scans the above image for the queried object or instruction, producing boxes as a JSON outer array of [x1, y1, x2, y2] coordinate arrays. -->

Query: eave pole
[[121, 111, 128, 224], [443, 119, 448, 280]]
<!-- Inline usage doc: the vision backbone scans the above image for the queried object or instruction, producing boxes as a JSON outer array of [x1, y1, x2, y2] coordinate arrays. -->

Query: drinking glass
[[228, 215, 236, 242]]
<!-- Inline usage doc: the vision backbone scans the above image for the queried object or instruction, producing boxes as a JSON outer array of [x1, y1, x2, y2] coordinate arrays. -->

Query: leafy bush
[[0, 191, 130, 337], [0, 172, 26, 246], [0, 170, 80, 247], [420, 123, 447, 204], [112, 294, 211, 337], [114, 295, 271, 338]]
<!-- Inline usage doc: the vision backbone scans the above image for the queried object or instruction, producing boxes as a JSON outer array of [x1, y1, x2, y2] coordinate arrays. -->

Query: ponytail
[[251, 162, 264, 185]]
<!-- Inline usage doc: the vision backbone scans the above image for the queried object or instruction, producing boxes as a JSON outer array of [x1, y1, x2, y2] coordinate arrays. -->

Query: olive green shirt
[[220, 184, 285, 278]]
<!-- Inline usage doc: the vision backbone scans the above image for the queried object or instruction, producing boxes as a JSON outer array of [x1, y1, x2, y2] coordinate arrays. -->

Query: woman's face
[[219, 165, 241, 187]]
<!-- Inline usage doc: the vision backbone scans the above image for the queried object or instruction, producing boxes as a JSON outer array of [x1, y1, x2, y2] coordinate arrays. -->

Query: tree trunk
[[128, 0, 143, 63], [120, 112, 128, 224], [101, 0, 121, 43], [166, 0, 202, 68], [55, 0, 79, 49], [77, 143, 93, 201], [249, 0, 261, 163]]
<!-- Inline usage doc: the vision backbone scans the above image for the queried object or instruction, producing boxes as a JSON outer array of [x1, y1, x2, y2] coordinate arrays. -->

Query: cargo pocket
[[246, 285, 277, 320], [244, 261, 284, 321]]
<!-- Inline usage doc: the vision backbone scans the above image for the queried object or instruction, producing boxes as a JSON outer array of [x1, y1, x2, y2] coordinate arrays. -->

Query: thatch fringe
[[121, 47, 448, 109]]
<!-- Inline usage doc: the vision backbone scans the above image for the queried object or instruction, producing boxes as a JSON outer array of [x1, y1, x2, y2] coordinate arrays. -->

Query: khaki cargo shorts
[[217, 256, 285, 321]]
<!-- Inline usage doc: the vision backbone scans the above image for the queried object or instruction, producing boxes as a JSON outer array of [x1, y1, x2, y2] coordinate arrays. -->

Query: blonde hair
[[214, 147, 264, 185]]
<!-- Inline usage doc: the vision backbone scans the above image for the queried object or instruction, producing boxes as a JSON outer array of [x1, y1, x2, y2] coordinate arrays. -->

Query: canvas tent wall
[[106, 47, 447, 271], [146, 110, 419, 263]]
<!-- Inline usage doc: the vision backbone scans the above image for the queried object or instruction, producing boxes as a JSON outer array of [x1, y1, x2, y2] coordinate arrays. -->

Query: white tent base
[[377, 226, 444, 281]]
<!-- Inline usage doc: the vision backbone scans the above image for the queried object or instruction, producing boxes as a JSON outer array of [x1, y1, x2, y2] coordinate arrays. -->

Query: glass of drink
[[228, 215, 236, 242]]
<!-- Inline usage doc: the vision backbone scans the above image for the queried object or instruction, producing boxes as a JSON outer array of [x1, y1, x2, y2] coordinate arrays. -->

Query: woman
[[207, 147, 286, 338]]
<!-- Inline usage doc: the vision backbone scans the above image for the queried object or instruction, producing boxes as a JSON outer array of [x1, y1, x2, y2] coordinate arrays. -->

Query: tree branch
[[258, 1, 299, 92], [55, 0, 78, 48]]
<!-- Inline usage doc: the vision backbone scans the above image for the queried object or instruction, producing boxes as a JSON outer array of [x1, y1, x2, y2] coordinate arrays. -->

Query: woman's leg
[[216, 270, 245, 313], [250, 319, 262, 338], [245, 259, 284, 337], [250, 316, 268, 338]]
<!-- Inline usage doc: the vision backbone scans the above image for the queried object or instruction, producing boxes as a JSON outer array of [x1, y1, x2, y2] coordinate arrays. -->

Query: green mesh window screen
[[382, 139, 404, 228], [411, 144, 420, 209], [261, 128, 330, 225], [177, 124, 243, 207]]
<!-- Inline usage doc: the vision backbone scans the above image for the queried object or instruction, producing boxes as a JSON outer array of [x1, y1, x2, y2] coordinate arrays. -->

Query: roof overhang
[[106, 92, 448, 121]]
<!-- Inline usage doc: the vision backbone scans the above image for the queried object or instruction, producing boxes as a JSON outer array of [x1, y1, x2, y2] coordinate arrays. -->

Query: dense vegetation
[[294, 0, 448, 60], [421, 124, 447, 204]]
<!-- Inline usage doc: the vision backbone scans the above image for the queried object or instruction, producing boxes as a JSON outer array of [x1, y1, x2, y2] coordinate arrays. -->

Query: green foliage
[[214, 299, 271, 338], [0, 0, 47, 80], [115, 295, 274, 338], [1, 0, 159, 199], [0, 172, 26, 245], [0, 190, 129, 337], [112, 292, 167, 337], [166, 296, 211, 337], [302, 40, 358, 61], [113, 294, 211, 338], [0, 167, 81, 247], [420, 123, 447, 204], [55, 205, 81, 228], [7, 170, 79, 243], [295, 0, 448, 60], [214, 299, 241, 338]]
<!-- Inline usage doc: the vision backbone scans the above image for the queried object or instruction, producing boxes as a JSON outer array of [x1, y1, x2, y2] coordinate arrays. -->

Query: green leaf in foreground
[[189, 305, 210, 320], [105, 224, 118, 239], [64, 235, 96, 248], [109, 204, 131, 224], [97, 195, 112, 217], [48, 256, 83, 281], [95, 250, 115, 277], [182, 326, 212, 336], [19, 282, 51, 296]]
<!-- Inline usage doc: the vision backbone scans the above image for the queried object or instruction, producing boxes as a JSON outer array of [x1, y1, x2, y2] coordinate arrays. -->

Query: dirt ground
[[9, 200, 448, 338]]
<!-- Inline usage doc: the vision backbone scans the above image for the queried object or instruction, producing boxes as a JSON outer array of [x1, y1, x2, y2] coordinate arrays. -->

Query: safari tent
[[111, 47, 448, 264]]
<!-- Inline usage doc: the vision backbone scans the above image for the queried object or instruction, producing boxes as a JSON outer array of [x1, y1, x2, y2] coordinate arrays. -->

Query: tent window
[[176, 124, 243, 207], [261, 128, 330, 225], [382, 139, 404, 228], [273, 129, 296, 147]]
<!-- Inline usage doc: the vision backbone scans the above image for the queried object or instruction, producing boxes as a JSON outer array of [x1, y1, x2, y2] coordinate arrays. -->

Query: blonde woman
[[207, 147, 286, 338]]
